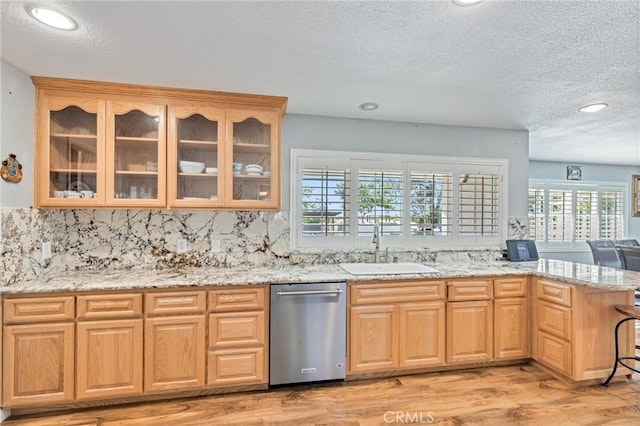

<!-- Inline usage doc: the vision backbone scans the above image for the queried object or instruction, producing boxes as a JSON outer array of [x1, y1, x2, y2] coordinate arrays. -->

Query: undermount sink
[[339, 262, 439, 276]]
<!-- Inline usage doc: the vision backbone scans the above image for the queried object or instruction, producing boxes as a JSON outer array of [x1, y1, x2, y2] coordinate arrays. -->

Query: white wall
[[530, 160, 640, 263], [282, 114, 530, 216], [0, 60, 35, 210]]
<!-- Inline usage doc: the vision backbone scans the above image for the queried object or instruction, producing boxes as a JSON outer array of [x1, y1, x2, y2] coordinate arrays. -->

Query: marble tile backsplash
[[1, 208, 526, 286]]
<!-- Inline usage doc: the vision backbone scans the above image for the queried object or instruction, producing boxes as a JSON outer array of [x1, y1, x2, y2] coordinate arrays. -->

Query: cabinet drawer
[[536, 279, 572, 307], [494, 277, 528, 298], [447, 280, 493, 301], [537, 331, 572, 376], [209, 287, 265, 312], [145, 291, 206, 316], [77, 293, 142, 320], [209, 312, 265, 347], [207, 347, 265, 386], [350, 281, 445, 305], [3, 296, 74, 324], [536, 300, 572, 341]]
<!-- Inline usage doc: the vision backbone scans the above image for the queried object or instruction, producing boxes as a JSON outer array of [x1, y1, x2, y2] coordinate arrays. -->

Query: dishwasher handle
[[275, 288, 344, 297]]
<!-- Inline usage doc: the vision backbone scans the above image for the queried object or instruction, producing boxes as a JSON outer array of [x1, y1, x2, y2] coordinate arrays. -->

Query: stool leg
[[602, 317, 634, 387]]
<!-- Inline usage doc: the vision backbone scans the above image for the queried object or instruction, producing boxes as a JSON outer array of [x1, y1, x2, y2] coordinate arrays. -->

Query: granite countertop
[[1, 259, 639, 295]]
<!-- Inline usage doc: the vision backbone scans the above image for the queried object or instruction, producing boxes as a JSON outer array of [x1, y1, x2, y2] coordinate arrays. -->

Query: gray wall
[[530, 160, 640, 263], [0, 59, 35, 210], [282, 114, 530, 216]]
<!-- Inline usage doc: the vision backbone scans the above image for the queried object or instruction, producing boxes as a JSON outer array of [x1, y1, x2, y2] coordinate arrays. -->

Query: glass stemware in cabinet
[[45, 100, 104, 206], [107, 102, 166, 206], [168, 108, 224, 206]]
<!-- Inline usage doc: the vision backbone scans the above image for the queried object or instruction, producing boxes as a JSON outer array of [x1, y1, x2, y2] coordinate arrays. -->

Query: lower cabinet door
[[349, 304, 397, 373], [207, 347, 265, 386], [494, 298, 528, 359], [398, 302, 445, 368], [145, 315, 206, 392], [446, 300, 494, 363], [537, 331, 572, 376], [76, 319, 143, 399], [2, 322, 74, 406]]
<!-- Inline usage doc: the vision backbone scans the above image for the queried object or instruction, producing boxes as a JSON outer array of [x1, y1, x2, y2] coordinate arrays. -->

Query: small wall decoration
[[566, 165, 582, 181], [1, 153, 23, 183], [632, 174, 640, 217]]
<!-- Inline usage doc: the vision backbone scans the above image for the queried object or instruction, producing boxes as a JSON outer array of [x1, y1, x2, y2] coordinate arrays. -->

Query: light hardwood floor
[[3, 362, 639, 426]]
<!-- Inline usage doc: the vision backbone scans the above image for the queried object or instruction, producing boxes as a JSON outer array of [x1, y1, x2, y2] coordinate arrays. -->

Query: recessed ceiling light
[[453, 0, 484, 6], [27, 6, 77, 30], [579, 103, 609, 113], [359, 102, 379, 111]]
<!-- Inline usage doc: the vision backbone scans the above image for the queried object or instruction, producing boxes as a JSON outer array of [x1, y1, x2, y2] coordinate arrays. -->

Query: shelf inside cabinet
[[115, 170, 159, 175], [115, 137, 158, 144], [233, 174, 270, 181], [233, 143, 270, 154], [178, 140, 218, 148], [51, 133, 97, 139], [50, 169, 97, 174], [178, 173, 217, 178]]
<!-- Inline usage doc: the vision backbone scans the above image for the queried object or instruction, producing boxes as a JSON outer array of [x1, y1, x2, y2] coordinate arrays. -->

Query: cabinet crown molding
[[31, 77, 288, 114]]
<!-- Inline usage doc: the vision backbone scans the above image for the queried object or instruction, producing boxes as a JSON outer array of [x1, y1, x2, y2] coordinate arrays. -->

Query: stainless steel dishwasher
[[269, 282, 346, 386]]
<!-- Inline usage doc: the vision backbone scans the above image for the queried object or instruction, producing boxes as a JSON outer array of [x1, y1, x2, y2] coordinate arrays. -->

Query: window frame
[[528, 179, 628, 250], [291, 149, 508, 250]]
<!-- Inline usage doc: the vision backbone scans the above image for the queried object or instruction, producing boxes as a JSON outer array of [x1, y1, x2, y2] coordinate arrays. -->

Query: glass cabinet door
[[226, 109, 279, 209], [40, 97, 105, 206], [105, 101, 166, 207], [167, 106, 225, 207]]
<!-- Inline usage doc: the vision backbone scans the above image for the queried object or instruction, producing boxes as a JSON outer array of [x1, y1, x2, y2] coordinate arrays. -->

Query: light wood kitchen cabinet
[[2, 296, 76, 407], [144, 289, 206, 392], [349, 280, 446, 374], [32, 77, 287, 210], [76, 319, 143, 399], [207, 286, 267, 386], [167, 105, 226, 207], [446, 280, 493, 364], [75, 293, 143, 400], [34, 94, 106, 207], [105, 101, 166, 207], [225, 109, 281, 210], [493, 277, 529, 360], [532, 278, 635, 381], [144, 315, 206, 392]]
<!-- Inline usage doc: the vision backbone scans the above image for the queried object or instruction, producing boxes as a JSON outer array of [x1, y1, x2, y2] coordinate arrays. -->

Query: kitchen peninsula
[[1, 259, 638, 415]]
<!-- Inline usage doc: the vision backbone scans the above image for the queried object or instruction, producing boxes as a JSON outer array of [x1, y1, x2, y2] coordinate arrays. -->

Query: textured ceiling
[[1, 0, 639, 166]]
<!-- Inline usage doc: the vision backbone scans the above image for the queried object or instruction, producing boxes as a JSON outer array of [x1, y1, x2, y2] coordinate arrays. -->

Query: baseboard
[[0, 408, 11, 423]]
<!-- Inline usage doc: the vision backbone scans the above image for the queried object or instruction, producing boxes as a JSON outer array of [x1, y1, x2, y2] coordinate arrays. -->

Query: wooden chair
[[602, 305, 640, 386]]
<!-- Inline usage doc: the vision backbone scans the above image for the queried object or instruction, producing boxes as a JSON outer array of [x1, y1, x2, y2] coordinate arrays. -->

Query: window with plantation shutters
[[599, 191, 624, 239], [291, 150, 507, 249], [528, 188, 545, 241], [301, 168, 350, 237], [356, 169, 403, 237], [458, 173, 500, 236], [409, 171, 452, 236], [528, 181, 625, 248], [548, 189, 573, 242]]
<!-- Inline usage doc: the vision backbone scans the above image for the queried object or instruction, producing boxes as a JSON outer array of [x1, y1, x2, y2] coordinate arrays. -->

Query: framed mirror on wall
[[633, 174, 640, 217]]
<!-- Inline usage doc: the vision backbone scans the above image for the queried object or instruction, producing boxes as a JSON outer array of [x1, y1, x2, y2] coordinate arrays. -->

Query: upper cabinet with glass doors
[[36, 96, 106, 207], [167, 106, 225, 208], [226, 109, 280, 210], [33, 77, 287, 210]]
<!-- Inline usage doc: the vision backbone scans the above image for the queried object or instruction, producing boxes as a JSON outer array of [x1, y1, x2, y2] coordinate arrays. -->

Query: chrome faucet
[[372, 223, 380, 263]]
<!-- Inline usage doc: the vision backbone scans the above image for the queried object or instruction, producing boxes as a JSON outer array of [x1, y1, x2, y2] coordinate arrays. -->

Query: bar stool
[[601, 305, 640, 386]]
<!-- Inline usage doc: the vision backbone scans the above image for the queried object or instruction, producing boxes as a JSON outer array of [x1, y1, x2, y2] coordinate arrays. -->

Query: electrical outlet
[[42, 241, 52, 259], [210, 239, 221, 253], [177, 238, 188, 253]]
